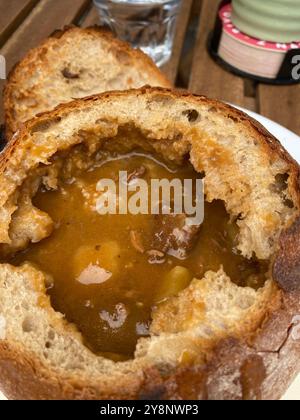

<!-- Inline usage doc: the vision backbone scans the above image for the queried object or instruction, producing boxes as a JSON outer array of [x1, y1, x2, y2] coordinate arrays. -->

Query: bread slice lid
[[0, 87, 300, 400], [3, 26, 171, 138]]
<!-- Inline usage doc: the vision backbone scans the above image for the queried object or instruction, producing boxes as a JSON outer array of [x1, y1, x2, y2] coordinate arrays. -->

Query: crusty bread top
[[1, 88, 298, 260], [0, 87, 299, 400], [3, 26, 171, 138]]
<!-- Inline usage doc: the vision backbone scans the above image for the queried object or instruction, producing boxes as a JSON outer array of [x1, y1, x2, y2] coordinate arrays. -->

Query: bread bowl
[[3, 26, 170, 139], [0, 87, 300, 400]]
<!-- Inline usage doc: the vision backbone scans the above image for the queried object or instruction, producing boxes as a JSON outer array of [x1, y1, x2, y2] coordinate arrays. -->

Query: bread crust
[[0, 87, 300, 400], [1, 289, 299, 400], [3, 25, 171, 139]]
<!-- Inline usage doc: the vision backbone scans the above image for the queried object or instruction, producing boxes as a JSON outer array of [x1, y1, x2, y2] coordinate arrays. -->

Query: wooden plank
[[0, 0, 91, 123], [161, 0, 193, 84], [258, 84, 300, 136], [82, 4, 99, 27], [175, 0, 202, 87], [0, 0, 91, 69], [0, 0, 40, 48], [189, 0, 246, 106], [243, 79, 257, 112]]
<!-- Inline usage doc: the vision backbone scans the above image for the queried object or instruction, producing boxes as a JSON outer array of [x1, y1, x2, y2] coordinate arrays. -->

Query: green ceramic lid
[[232, 0, 300, 42]]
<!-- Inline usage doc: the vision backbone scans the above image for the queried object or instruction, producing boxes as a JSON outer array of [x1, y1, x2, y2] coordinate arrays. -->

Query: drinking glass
[[93, 0, 182, 66]]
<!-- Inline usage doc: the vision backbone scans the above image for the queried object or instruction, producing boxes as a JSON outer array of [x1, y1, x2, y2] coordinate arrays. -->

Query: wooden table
[[0, 0, 299, 135]]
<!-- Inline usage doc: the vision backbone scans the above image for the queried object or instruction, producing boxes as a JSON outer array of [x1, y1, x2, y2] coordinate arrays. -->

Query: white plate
[[235, 107, 300, 163], [0, 108, 299, 401]]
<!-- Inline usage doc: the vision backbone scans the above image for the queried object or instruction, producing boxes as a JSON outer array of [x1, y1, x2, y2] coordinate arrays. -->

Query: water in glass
[[93, 0, 182, 66]]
